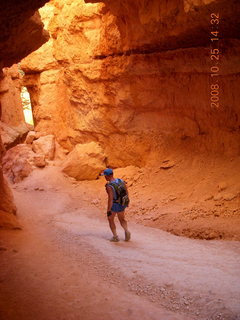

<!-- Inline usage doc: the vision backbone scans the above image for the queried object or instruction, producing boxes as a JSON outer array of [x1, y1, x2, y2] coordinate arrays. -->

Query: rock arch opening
[[21, 86, 34, 126]]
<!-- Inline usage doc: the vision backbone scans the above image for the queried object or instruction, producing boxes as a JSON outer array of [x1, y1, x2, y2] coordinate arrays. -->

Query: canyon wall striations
[[21, 0, 240, 168], [0, 0, 49, 228]]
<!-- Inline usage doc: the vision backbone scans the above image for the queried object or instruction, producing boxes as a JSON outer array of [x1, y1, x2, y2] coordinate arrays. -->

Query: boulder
[[33, 154, 46, 167], [62, 142, 106, 180], [25, 131, 37, 144], [0, 122, 30, 149], [2, 144, 46, 183], [32, 134, 55, 160], [3, 144, 33, 183], [10, 158, 33, 183]]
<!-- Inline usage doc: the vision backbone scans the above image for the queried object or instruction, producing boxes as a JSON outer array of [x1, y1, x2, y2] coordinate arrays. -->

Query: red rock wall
[[0, 0, 49, 228], [0, 135, 19, 229], [0, 1, 49, 70], [21, 0, 240, 167], [0, 65, 31, 150], [85, 0, 240, 53], [0, 66, 24, 126]]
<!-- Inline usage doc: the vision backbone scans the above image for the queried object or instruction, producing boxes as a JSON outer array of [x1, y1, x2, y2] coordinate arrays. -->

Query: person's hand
[[107, 211, 112, 217]]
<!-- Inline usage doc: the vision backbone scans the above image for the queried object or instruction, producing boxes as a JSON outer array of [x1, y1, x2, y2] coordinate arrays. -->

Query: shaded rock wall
[[0, 0, 49, 70], [0, 136, 19, 229], [0, 0, 49, 228], [21, 0, 240, 167], [85, 0, 240, 53]]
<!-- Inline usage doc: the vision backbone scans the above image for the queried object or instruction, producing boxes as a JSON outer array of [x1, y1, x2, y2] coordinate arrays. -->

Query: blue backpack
[[108, 179, 130, 207]]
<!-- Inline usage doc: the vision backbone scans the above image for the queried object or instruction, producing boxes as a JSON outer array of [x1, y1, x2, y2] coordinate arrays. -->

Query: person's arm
[[106, 185, 113, 213]]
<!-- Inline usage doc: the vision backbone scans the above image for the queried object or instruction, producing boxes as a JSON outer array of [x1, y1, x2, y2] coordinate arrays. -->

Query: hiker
[[101, 168, 131, 242]]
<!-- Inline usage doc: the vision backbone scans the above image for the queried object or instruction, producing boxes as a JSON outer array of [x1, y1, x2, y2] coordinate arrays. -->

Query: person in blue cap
[[101, 168, 131, 242]]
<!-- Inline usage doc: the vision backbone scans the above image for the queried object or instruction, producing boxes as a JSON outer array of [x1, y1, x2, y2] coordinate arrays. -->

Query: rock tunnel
[[1, 1, 240, 234], [0, 1, 240, 319]]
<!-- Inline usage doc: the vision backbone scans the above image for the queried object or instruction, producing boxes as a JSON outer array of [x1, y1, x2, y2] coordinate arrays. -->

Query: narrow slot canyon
[[0, 1, 240, 320]]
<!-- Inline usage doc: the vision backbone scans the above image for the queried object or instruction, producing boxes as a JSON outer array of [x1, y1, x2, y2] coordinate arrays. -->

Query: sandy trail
[[0, 179, 240, 320]]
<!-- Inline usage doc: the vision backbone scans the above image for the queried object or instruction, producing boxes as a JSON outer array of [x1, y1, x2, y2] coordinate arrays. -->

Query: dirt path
[[0, 179, 240, 320]]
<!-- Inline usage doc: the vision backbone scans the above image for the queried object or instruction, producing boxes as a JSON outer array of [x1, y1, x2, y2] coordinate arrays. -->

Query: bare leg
[[117, 211, 131, 241], [108, 212, 118, 237], [117, 211, 128, 232]]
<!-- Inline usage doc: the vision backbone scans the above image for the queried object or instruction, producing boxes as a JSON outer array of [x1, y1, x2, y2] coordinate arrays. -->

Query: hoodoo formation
[[0, 1, 240, 234]]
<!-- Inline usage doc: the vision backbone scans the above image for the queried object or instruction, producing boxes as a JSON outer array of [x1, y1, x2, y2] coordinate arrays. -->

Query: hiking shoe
[[125, 231, 131, 241], [110, 236, 120, 242]]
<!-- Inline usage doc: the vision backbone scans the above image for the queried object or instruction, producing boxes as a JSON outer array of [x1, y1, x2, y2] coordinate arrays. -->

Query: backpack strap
[[109, 179, 124, 202]]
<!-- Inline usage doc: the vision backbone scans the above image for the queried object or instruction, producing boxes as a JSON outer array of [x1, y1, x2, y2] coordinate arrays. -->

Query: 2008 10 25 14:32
[[210, 12, 220, 109]]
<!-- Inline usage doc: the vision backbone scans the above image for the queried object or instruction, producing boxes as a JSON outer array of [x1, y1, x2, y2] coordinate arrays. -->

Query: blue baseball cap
[[101, 168, 113, 176]]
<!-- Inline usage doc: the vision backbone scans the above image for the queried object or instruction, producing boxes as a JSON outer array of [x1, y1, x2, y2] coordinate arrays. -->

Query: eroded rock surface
[[0, 0, 49, 228], [21, 0, 240, 169], [0, 137, 20, 229], [0, 0, 49, 70], [0, 65, 30, 149]]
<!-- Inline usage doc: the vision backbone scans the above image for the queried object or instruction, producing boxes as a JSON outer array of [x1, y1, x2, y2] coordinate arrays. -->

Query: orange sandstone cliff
[[18, 0, 240, 239], [1, 0, 240, 238], [21, 0, 240, 167], [0, 0, 49, 228]]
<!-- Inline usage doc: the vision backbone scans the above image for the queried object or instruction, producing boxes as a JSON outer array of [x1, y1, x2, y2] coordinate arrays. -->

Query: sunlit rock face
[[0, 0, 49, 228], [21, 0, 240, 167], [0, 65, 30, 149]]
